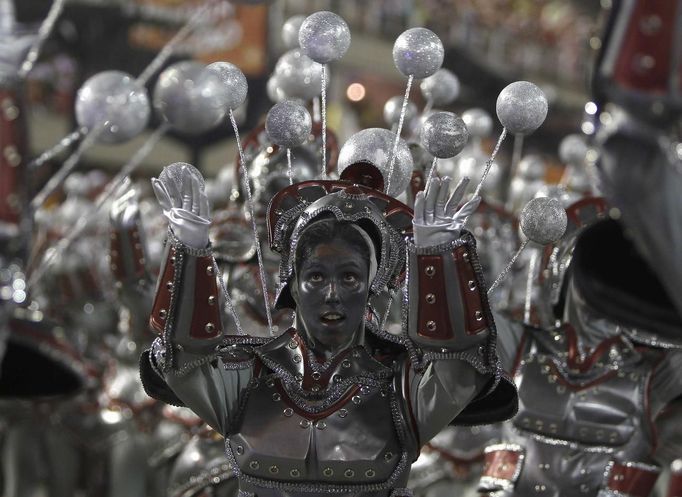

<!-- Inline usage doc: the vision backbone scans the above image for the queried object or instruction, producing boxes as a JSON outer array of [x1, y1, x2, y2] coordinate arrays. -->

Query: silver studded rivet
[[272, 393, 281, 402], [269, 466, 279, 474], [266, 378, 275, 388], [426, 321, 436, 331], [474, 311, 483, 321], [159, 309, 167, 320], [384, 452, 393, 462], [293, 355, 301, 363], [206, 265, 214, 275], [208, 295, 216, 306], [300, 419, 311, 428], [425, 293, 435, 304], [311, 371, 321, 381], [344, 469, 355, 478], [283, 408, 293, 417], [316, 421, 326, 430], [352, 395, 361, 405], [166, 281, 173, 290], [311, 384, 320, 392], [236, 445, 244, 455], [342, 359, 351, 368], [205, 323, 215, 333], [344, 202, 354, 209], [365, 469, 376, 477], [323, 468, 333, 477], [468, 280, 476, 291], [425, 265, 435, 277], [462, 252, 469, 262], [338, 409, 348, 418], [360, 386, 370, 395], [288, 340, 297, 349], [290, 469, 300, 477], [249, 460, 259, 470], [380, 390, 388, 397]]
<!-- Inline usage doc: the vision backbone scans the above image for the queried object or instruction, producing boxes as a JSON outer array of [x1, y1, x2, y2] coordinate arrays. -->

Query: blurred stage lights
[[346, 83, 366, 102]]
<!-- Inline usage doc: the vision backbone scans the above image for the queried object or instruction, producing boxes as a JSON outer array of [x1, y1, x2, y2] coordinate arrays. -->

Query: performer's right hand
[[152, 162, 211, 249]]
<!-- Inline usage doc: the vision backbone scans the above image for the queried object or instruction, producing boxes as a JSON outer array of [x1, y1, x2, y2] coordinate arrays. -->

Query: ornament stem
[[28, 123, 170, 288], [523, 248, 538, 324], [18, 0, 66, 79], [230, 109, 274, 335], [472, 127, 507, 198], [425, 157, 438, 190], [387, 74, 413, 194], [321, 63, 327, 178], [312, 96, 321, 123], [27, 128, 85, 171], [488, 239, 528, 295], [287, 147, 293, 185], [423, 98, 433, 115]]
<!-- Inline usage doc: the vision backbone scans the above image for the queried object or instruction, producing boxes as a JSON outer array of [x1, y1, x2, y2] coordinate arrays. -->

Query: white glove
[[413, 177, 481, 247], [151, 163, 211, 249]]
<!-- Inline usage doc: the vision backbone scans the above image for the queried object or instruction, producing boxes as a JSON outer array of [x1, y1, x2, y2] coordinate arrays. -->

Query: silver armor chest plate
[[504, 329, 661, 497], [224, 331, 410, 494]]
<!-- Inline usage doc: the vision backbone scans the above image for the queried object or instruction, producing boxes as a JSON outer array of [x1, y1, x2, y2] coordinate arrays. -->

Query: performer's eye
[[343, 272, 358, 284], [309, 272, 323, 283]]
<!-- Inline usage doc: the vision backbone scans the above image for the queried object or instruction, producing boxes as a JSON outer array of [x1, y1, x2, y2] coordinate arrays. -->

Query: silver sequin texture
[[519, 197, 568, 245], [298, 11, 351, 64], [206, 61, 248, 110], [495, 81, 548, 135], [392, 28, 444, 79], [419, 111, 469, 159], [75, 70, 150, 144], [282, 15, 305, 49], [265, 100, 312, 148], [383, 96, 417, 128], [419, 69, 460, 106], [337, 128, 413, 198], [153, 61, 227, 134], [274, 49, 325, 101]]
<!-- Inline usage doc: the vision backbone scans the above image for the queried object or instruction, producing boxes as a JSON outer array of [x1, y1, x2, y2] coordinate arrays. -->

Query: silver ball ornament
[[462, 108, 493, 138], [282, 15, 305, 49], [265, 100, 312, 149], [559, 134, 588, 165], [338, 128, 413, 198], [275, 49, 325, 101], [205, 61, 248, 110], [298, 11, 351, 64], [266, 75, 288, 102], [517, 154, 546, 181], [153, 61, 227, 134], [392, 28, 444, 79], [519, 197, 567, 245], [383, 96, 417, 128], [496, 81, 548, 135], [75, 70, 150, 144], [419, 68, 459, 105], [419, 111, 469, 159]]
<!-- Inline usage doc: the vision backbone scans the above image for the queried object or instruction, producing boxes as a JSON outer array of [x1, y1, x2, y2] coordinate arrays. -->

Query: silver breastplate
[[224, 330, 411, 494], [501, 328, 660, 497]]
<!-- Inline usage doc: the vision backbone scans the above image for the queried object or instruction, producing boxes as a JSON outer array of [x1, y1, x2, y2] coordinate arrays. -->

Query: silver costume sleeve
[[146, 228, 252, 435]]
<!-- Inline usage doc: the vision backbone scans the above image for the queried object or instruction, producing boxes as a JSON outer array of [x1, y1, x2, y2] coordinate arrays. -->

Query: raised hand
[[413, 177, 481, 247], [151, 162, 211, 249]]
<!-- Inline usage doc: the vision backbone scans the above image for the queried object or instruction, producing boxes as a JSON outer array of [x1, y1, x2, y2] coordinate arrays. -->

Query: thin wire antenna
[[386, 74, 414, 194], [320, 63, 327, 177], [18, 0, 66, 79], [487, 239, 528, 295], [230, 109, 274, 335]]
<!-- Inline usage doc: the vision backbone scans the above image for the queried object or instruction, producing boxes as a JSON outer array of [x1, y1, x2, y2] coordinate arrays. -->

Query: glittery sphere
[[298, 11, 351, 64], [496, 81, 548, 135], [519, 197, 568, 245], [383, 96, 417, 127], [392, 28, 444, 79], [462, 108, 493, 138], [265, 100, 312, 148], [559, 134, 588, 165], [419, 111, 469, 159], [337, 128, 413, 198], [419, 68, 459, 105], [153, 61, 227, 134], [266, 75, 287, 102], [75, 71, 150, 144], [274, 49, 325, 101], [517, 154, 546, 181], [205, 61, 248, 110], [282, 15, 305, 49]]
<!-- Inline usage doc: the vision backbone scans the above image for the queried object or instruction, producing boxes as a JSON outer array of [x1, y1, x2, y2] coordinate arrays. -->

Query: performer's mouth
[[320, 310, 345, 325]]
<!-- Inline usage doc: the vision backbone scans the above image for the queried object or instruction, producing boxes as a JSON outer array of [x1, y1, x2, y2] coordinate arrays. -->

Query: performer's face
[[293, 239, 369, 355]]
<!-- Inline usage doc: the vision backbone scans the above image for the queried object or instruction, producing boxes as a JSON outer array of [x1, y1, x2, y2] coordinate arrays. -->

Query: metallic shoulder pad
[[406, 231, 492, 352]]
